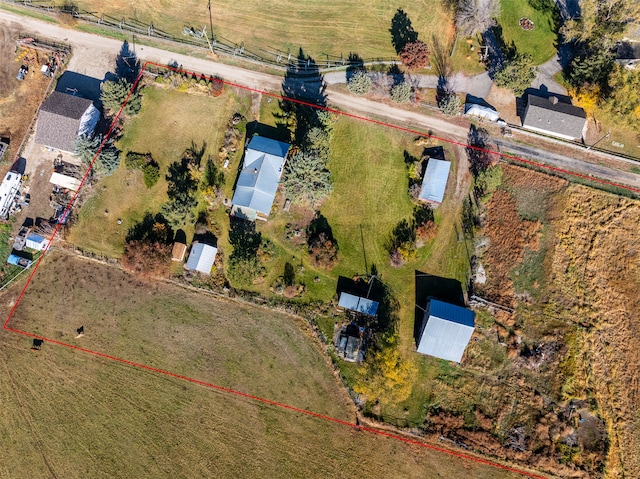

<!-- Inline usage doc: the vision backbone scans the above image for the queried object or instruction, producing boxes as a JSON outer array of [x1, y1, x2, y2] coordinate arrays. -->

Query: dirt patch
[[485, 84, 519, 125], [0, 24, 53, 164]]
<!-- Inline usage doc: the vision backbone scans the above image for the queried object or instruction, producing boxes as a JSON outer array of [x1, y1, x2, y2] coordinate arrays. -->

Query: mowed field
[[72, 0, 454, 60], [0, 251, 529, 479]]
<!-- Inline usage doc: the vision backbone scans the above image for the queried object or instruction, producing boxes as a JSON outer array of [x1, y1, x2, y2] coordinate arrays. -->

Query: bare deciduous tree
[[456, 0, 501, 37]]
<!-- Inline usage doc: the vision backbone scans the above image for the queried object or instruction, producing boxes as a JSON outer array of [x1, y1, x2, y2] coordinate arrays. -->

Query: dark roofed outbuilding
[[35, 91, 100, 153], [616, 41, 640, 69], [522, 95, 587, 142]]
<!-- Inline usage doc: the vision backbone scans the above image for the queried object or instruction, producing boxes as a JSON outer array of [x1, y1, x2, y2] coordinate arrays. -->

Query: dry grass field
[[0, 251, 530, 479], [549, 186, 640, 478], [471, 165, 640, 478], [71, 0, 454, 61]]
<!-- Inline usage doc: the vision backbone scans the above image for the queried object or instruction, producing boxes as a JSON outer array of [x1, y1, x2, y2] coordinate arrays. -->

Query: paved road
[[2, 9, 640, 190]]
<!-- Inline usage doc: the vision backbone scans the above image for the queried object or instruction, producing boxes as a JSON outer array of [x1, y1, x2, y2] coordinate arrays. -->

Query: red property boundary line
[[8, 60, 632, 479]]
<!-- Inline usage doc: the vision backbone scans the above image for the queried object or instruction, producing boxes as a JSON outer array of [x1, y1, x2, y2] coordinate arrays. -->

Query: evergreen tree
[[438, 92, 461, 117], [494, 53, 537, 96], [390, 82, 412, 103], [74, 134, 121, 176], [100, 78, 142, 118], [282, 151, 332, 207], [347, 70, 372, 95]]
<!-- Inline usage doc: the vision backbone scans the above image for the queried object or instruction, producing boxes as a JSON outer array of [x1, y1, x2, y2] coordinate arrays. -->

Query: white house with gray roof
[[35, 91, 100, 153], [522, 95, 587, 142], [231, 136, 291, 221]]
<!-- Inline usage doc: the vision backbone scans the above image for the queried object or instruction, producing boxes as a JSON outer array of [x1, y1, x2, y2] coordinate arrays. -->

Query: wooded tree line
[[562, 0, 640, 128]]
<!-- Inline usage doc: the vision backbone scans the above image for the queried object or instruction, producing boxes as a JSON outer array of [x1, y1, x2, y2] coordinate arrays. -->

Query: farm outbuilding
[[26, 234, 48, 251], [171, 242, 187, 262], [616, 41, 640, 69], [464, 103, 500, 122], [0, 171, 22, 219], [231, 136, 291, 221], [335, 323, 365, 363], [338, 292, 379, 317], [35, 91, 100, 153], [419, 159, 451, 205], [185, 243, 217, 275], [416, 299, 475, 362], [49, 172, 81, 191]]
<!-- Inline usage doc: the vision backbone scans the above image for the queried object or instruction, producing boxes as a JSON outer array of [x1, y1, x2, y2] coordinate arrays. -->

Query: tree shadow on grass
[[346, 52, 365, 82], [280, 48, 327, 145], [389, 8, 418, 54], [228, 217, 261, 260], [126, 212, 173, 244], [114, 40, 141, 83]]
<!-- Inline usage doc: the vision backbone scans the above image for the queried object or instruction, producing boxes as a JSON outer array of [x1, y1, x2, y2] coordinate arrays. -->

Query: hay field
[[550, 186, 640, 478], [0, 251, 528, 479], [72, 0, 454, 60]]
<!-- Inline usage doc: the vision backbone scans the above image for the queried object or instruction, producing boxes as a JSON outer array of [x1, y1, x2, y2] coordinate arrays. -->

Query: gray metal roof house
[[416, 299, 475, 362], [338, 292, 379, 316], [231, 136, 291, 221], [419, 159, 451, 205], [616, 41, 640, 70], [185, 243, 218, 275], [522, 95, 587, 142], [35, 91, 100, 153]]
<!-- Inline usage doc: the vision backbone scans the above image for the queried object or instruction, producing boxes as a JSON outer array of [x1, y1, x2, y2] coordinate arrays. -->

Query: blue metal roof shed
[[419, 159, 451, 205], [338, 292, 379, 317], [417, 299, 475, 362]]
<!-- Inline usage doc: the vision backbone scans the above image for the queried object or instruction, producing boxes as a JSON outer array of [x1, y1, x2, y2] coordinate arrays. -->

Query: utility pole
[[586, 130, 610, 150], [208, 0, 214, 44]]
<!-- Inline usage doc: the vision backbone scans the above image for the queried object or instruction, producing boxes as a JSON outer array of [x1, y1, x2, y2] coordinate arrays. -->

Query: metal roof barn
[[417, 299, 475, 362], [419, 159, 451, 205], [185, 243, 217, 275], [231, 136, 290, 221], [0, 172, 21, 218], [338, 292, 379, 316]]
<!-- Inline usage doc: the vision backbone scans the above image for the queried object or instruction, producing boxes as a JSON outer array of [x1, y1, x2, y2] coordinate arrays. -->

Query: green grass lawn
[[451, 36, 487, 75], [73, 0, 455, 62], [498, 0, 560, 65], [68, 86, 248, 256]]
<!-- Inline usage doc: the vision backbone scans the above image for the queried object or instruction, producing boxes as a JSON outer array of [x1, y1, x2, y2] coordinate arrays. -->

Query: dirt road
[[2, 9, 640, 190]]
